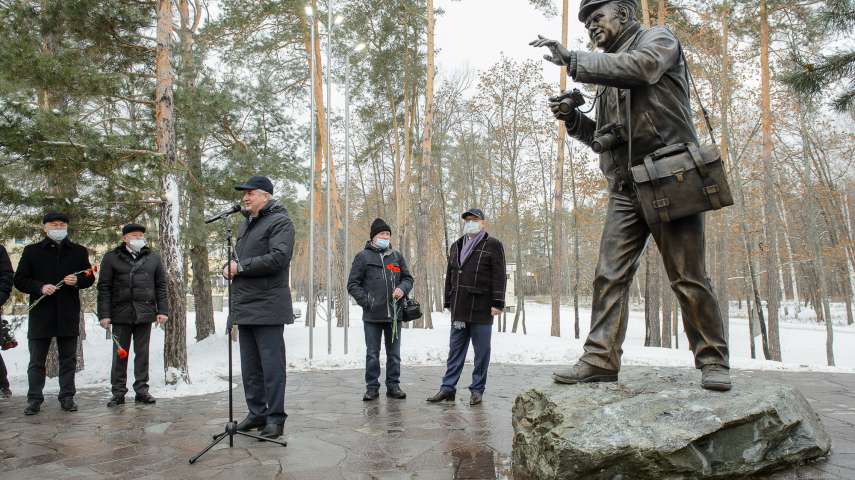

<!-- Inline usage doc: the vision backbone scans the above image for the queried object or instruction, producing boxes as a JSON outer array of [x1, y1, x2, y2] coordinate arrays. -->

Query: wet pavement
[[0, 365, 853, 479]]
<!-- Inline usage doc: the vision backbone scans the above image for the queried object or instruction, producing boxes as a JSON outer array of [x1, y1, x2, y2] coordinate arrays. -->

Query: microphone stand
[[189, 221, 287, 464]]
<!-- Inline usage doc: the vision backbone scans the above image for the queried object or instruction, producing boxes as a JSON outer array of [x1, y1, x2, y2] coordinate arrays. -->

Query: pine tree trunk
[[657, 0, 666, 26], [760, 0, 782, 361], [661, 281, 672, 348], [569, 147, 580, 339], [744, 266, 757, 359], [414, 0, 436, 331], [717, 3, 731, 338], [641, 0, 651, 27], [550, 0, 569, 337], [178, 0, 214, 341], [644, 248, 661, 347], [156, 0, 189, 384]]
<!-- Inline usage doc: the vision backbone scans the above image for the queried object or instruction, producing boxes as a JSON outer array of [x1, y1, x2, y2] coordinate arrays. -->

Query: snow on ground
[[2, 300, 853, 398]]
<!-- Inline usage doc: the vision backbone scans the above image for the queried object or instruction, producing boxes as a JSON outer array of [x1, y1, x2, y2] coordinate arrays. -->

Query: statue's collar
[[606, 22, 643, 53]]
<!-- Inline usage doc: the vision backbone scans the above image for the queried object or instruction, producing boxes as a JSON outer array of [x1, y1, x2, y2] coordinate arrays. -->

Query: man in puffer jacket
[[97, 223, 168, 408], [347, 218, 413, 402]]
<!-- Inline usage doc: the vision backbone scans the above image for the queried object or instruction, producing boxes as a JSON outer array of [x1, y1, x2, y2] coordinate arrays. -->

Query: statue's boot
[[552, 362, 618, 385], [701, 364, 732, 391]]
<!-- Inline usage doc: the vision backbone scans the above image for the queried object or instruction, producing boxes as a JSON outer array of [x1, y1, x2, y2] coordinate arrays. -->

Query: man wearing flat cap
[[223, 175, 295, 440], [14, 213, 95, 415], [97, 223, 168, 408], [532, 0, 730, 390], [428, 209, 506, 406]]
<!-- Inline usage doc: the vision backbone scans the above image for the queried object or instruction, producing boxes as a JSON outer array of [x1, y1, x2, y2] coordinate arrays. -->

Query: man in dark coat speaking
[[14, 212, 95, 415], [223, 175, 295, 440], [531, 0, 730, 390]]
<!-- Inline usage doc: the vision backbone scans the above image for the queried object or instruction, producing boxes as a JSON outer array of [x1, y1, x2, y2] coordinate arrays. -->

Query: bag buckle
[[704, 185, 719, 195], [672, 168, 685, 183], [653, 198, 670, 208]]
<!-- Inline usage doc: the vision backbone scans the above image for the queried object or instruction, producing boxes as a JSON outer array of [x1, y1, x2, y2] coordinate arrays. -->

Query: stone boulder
[[511, 367, 831, 479]]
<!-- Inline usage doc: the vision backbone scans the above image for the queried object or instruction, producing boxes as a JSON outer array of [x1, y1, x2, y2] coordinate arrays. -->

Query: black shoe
[[236, 416, 267, 432], [426, 390, 455, 403], [363, 389, 380, 401], [107, 396, 125, 408], [24, 401, 40, 416], [552, 362, 618, 385], [469, 391, 483, 406], [701, 365, 732, 392], [386, 386, 407, 399], [134, 393, 156, 404], [0, 387, 11, 399], [259, 423, 283, 439], [60, 398, 78, 412]]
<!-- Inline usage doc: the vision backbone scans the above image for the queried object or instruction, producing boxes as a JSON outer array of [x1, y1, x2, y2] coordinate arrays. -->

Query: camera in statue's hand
[[548, 89, 585, 122], [592, 122, 625, 153]]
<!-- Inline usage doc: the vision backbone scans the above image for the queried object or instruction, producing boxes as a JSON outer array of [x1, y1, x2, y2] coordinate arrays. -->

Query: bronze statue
[[531, 0, 731, 391]]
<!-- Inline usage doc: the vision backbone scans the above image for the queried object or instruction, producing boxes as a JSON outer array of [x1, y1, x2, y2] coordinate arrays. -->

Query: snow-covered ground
[[2, 300, 853, 399]]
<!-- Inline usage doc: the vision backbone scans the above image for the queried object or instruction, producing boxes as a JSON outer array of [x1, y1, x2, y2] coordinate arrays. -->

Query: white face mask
[[47, 229, 68, 242], [129, 239, 146, 253], [463, 220, 481, 235]]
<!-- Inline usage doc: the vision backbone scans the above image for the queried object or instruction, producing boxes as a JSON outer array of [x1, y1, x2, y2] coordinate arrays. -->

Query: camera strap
[[681, 46, 718, 148]]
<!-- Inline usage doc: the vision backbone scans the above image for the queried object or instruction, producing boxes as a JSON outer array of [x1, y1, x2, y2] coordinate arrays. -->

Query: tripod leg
[[189, 431, 230, 464], [236, 431, 288, 447]]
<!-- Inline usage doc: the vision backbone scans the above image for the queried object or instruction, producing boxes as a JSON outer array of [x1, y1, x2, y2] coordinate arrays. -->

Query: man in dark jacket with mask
[[428, 208, 506, 406], [223, 175, 295, 440], [531, 0, 730, 391], [97, 223, 168, 407], [14, 212, 95, 415], [347, 218, 414, 401]]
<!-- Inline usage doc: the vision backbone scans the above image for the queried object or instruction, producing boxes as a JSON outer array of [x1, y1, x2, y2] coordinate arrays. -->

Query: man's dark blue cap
[[235, 175, 274, 195], [461, 208, 485, 220]]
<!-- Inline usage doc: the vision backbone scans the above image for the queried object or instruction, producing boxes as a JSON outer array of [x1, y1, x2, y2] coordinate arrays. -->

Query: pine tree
[[782, 0, 855, 112]]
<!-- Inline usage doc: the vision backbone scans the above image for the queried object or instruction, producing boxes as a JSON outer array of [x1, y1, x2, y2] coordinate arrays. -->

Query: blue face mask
[[375, 238, 390, 250]]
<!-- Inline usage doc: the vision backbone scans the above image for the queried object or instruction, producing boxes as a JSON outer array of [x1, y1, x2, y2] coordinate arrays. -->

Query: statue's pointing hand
[[529, 35, 571, 66]]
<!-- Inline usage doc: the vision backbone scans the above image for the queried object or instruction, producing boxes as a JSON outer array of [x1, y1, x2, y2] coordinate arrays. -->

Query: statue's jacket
[[567, 23, 700, 191]]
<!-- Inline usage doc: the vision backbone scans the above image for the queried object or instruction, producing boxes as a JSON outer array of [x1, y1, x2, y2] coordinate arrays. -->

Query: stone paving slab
[[0, 365, 852, 479]]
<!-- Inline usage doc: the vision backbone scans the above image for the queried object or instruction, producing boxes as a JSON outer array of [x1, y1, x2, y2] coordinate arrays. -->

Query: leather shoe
[[259, 423, 283, 439], [426, 390, 455, 403], [134, 393, 156, 404], [0, 387, 11, 398], [236, 416, 266, 432], [107, 396, 125, 408], [552, 362, 618, 385], [701, 365, 732, 391], [386, 385, 407, 399], [469, 391, 483, 406], [363, 389, 379, 401], [24, 401, 41, 416], [60, 398, 78, 412]]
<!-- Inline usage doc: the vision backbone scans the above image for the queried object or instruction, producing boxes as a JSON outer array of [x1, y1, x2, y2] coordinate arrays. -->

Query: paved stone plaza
[[0, 365, 852, 479]]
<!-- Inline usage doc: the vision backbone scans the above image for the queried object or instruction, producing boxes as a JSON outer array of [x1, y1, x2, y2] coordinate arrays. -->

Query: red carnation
[[386, 263, 401, 273], [111, 334, 129, 360]]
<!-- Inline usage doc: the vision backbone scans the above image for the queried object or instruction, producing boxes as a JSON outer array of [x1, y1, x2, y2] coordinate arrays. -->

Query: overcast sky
[[435, 0, 590, 89]]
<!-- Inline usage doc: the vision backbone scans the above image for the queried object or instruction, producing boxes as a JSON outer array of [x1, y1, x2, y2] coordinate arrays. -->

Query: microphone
[[205, 204, 241, 224]]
